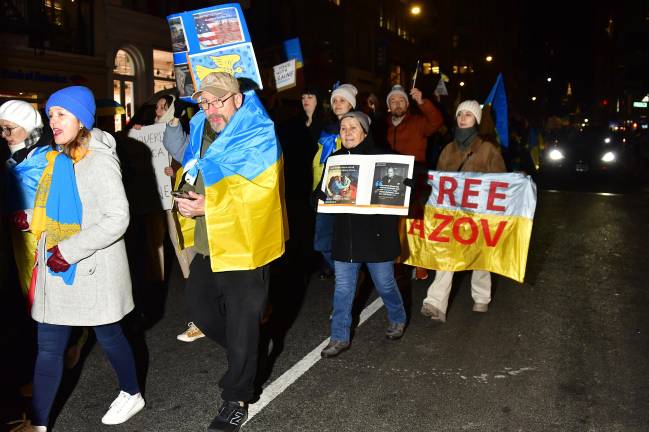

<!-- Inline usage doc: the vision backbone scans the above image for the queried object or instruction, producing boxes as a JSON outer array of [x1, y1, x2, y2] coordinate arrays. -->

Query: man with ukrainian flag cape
[[165, 71, 287, 431]]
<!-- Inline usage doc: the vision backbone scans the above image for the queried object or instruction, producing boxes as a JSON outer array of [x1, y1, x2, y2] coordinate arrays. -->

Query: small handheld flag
[[412, 60, 421, 90]]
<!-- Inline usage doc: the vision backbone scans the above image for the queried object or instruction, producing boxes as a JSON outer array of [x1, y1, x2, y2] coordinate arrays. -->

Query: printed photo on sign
[[193, 7, 244, 50], [188, 43, 262, 90], [325, 165, 360, 204], [169, 17, 188, 53], [174, 64, 195, 98], [371, 162, 408, 206]]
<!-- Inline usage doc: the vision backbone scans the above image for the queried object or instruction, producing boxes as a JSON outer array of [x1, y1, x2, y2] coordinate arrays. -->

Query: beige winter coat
[[437, 136, 506, 173], [32, 129, 133, 326]]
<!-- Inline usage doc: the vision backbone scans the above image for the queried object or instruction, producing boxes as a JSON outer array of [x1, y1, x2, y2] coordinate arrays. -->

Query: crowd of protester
[[1, 74, 522, 431]]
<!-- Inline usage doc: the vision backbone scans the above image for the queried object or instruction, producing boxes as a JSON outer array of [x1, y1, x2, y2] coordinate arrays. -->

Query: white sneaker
[[176, 322, 205, 342], [101, 391, 145, 425]]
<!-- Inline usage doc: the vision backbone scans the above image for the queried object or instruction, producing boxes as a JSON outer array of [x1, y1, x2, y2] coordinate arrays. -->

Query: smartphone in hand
[[171, 191, 196, 200]]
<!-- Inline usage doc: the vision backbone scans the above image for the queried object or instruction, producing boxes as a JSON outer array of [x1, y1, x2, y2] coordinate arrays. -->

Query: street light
[[531, 96, 537, 101], [410, 5, 421, 15], [459, 81, 465, 87], [485, 55, 493, 62], [546, 77, 552, 82]]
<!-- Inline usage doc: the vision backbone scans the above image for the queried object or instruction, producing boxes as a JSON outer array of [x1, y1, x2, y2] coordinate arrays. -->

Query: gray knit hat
[[340, 111, 371, 133]]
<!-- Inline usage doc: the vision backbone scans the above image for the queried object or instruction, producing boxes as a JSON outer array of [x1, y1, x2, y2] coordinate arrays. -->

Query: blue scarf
[[33, 151, 83, 285]]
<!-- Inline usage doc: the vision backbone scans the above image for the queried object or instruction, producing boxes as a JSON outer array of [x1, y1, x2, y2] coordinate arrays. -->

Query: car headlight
[[601, 151, 616, 163], [548, 149, 564, 161]]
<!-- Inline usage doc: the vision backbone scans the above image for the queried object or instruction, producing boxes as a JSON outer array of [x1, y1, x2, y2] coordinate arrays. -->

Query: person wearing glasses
[[163, 72, 286, 432], [0, 100, 52, 296], [1, 100, 52, 406]]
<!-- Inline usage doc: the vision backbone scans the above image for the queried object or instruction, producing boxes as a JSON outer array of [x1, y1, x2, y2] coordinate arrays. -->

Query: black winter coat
[[320, 136, 401, 263]]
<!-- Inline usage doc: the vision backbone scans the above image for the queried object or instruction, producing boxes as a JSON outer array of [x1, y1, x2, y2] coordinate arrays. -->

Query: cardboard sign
[[273, 59, 296, 92], [128, 123, 173, 210]]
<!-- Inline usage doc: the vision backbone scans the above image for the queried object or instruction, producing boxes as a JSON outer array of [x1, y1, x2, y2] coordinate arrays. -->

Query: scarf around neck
[[454, 126, 478, 151]]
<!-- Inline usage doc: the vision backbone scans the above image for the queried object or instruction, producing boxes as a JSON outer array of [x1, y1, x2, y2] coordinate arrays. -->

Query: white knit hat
[[330, 83, 358, 109], [455, 100, 482, 124], [0, 100, 43, 134], [386, 85, 409, 106]]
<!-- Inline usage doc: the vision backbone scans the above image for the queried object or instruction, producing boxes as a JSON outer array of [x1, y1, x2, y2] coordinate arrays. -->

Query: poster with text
[[318, 154, 414, 215], [167, 3, 261, 101], [128, 123, 173, 210]]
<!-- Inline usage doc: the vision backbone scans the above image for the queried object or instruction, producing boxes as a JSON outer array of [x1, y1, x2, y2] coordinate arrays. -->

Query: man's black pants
[[185, 255, 269, 402]]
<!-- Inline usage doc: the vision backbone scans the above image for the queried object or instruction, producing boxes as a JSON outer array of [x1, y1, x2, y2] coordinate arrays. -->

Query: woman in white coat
[[25, 86, 144, 431]]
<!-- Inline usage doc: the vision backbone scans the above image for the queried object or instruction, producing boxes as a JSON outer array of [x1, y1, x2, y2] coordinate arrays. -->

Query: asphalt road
[[6, 184, 649, 431]]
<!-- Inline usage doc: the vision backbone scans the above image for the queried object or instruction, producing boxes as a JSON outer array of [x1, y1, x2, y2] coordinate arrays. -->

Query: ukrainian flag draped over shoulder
[[6, 146, 50, 212], [180, 90, 288, 272], [5, 145, 50, 294]]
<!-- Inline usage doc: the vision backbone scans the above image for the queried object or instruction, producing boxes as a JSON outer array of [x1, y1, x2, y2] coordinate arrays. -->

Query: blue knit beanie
[[46, 86, 96, 129]]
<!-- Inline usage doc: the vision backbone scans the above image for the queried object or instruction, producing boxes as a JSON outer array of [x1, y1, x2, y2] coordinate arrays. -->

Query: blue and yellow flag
[[403, 171, 536, 282], [484, 73, 509, 149], [6, 146, 50, 294], [32, 151, 83, 284], [180, 90, 288, 272], [6, 146, 50, 212]]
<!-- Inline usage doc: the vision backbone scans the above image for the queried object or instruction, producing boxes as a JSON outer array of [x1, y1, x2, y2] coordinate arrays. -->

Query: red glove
[[47, 245, 71, 273], [12, 210, 29, 231]]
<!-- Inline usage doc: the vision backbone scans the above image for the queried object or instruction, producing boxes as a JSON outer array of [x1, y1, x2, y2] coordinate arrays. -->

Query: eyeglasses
[[1, 126, 20, 136], [199, 94, 235, 111]]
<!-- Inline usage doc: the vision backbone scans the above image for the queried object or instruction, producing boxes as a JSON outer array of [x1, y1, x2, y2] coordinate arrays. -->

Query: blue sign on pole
[[283, 38, 304, 69]]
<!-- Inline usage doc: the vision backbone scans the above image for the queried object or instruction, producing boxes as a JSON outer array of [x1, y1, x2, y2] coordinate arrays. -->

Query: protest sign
[[317, 154, 415, 215], [167, 3, 262, 100], [283, 38, 303, 68], [402, 171, 537, 282], [128, 123, 173, 210], [273, 59, 296, 91]]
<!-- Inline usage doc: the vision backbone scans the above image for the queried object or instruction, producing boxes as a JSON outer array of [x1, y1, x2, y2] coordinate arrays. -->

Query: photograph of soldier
[[371, 163, 408, 206]]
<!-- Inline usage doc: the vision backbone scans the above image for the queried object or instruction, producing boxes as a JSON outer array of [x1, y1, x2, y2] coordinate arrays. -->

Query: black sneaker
[[208, 400, 248, 432]]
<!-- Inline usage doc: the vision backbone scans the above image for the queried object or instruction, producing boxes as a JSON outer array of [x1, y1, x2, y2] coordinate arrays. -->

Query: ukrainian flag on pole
[[179, 90, 288, 272], [483, 73, 509, 149]]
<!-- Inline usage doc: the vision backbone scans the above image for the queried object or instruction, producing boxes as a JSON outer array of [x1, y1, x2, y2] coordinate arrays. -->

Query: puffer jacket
[[386, 99, 443, 163]]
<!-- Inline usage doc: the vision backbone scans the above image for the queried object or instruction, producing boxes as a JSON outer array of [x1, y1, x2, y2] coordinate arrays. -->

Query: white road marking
[[245, 297, 385, 423]]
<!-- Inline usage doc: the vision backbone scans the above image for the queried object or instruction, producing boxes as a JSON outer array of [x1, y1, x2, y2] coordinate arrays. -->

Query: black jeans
[[185, 255, 269, 402]]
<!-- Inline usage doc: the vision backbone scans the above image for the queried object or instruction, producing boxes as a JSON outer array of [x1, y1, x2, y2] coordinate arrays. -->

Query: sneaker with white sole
[[177, 322, 205, 342], [6, 413, 47, 431], [101, 391, 145, 425]]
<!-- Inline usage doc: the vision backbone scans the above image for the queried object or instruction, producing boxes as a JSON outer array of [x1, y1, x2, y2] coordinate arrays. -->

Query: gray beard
[[391, 115, 405, 127]]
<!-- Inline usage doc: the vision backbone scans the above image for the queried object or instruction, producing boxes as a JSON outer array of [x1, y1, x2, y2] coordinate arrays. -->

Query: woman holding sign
[[316, 111, 407, 358], [420, 100, 506, 322], [25, 86, 144, 431]]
